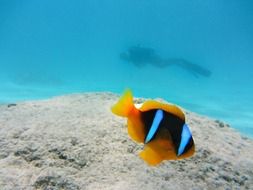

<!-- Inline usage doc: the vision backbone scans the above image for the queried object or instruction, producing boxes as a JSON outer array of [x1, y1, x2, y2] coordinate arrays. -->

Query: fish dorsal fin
[[139, 100, 185, 121]]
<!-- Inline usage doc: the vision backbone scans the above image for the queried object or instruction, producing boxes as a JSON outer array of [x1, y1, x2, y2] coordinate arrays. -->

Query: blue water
[[0, 0, 253, 138]]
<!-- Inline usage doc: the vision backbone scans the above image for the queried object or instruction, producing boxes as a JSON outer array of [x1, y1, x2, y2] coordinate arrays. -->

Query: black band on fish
[[177, 123, 192, 156], [145, 109, 163, 144]]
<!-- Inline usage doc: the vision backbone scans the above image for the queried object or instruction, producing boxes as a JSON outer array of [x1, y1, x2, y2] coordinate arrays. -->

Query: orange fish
[[111, 89, 195, 166]]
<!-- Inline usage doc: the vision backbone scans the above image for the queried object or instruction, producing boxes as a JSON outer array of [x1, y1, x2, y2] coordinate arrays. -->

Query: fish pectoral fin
[[139, 139, 177, 166]]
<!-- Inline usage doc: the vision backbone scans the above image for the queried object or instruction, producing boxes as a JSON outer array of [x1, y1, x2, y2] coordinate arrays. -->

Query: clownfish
[[111, 89, 195, 166]]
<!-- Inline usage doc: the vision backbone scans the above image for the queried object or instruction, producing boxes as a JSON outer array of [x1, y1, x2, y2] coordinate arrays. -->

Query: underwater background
[[0, 0, 252, 138]]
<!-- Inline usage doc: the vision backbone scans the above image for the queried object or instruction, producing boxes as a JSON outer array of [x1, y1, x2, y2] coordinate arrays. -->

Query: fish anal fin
[[139, 144, 163, 166], [139, 139, 177, 166]]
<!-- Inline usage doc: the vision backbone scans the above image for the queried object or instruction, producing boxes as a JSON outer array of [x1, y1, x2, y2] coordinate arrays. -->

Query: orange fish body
[[111, 89, 195, 166]]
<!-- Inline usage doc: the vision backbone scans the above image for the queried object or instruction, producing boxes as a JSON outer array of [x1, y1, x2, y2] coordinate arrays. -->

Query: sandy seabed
[[0, 92, 252, 190]]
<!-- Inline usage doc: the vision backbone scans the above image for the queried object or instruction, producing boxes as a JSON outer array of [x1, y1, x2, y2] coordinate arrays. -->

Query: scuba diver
[[120, 46, 212, 78]]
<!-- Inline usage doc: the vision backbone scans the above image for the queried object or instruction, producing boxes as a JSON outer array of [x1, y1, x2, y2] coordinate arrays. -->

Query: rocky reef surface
[[0, 92, 252, 190]]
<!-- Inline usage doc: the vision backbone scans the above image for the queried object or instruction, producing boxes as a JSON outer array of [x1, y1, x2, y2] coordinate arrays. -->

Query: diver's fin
[[176, 60, 212, 77], [111, 89, 134, 117]]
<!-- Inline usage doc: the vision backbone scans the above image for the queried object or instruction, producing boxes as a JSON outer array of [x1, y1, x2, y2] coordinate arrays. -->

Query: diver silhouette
[[120, 46, 212, 78]]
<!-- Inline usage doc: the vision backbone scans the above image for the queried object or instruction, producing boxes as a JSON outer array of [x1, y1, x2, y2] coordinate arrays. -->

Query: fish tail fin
[[111, 89, 135, 117]]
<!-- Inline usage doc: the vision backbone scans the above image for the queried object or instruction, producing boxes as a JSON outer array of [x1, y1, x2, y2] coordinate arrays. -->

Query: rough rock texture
[[0, 92, 252, 190]]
